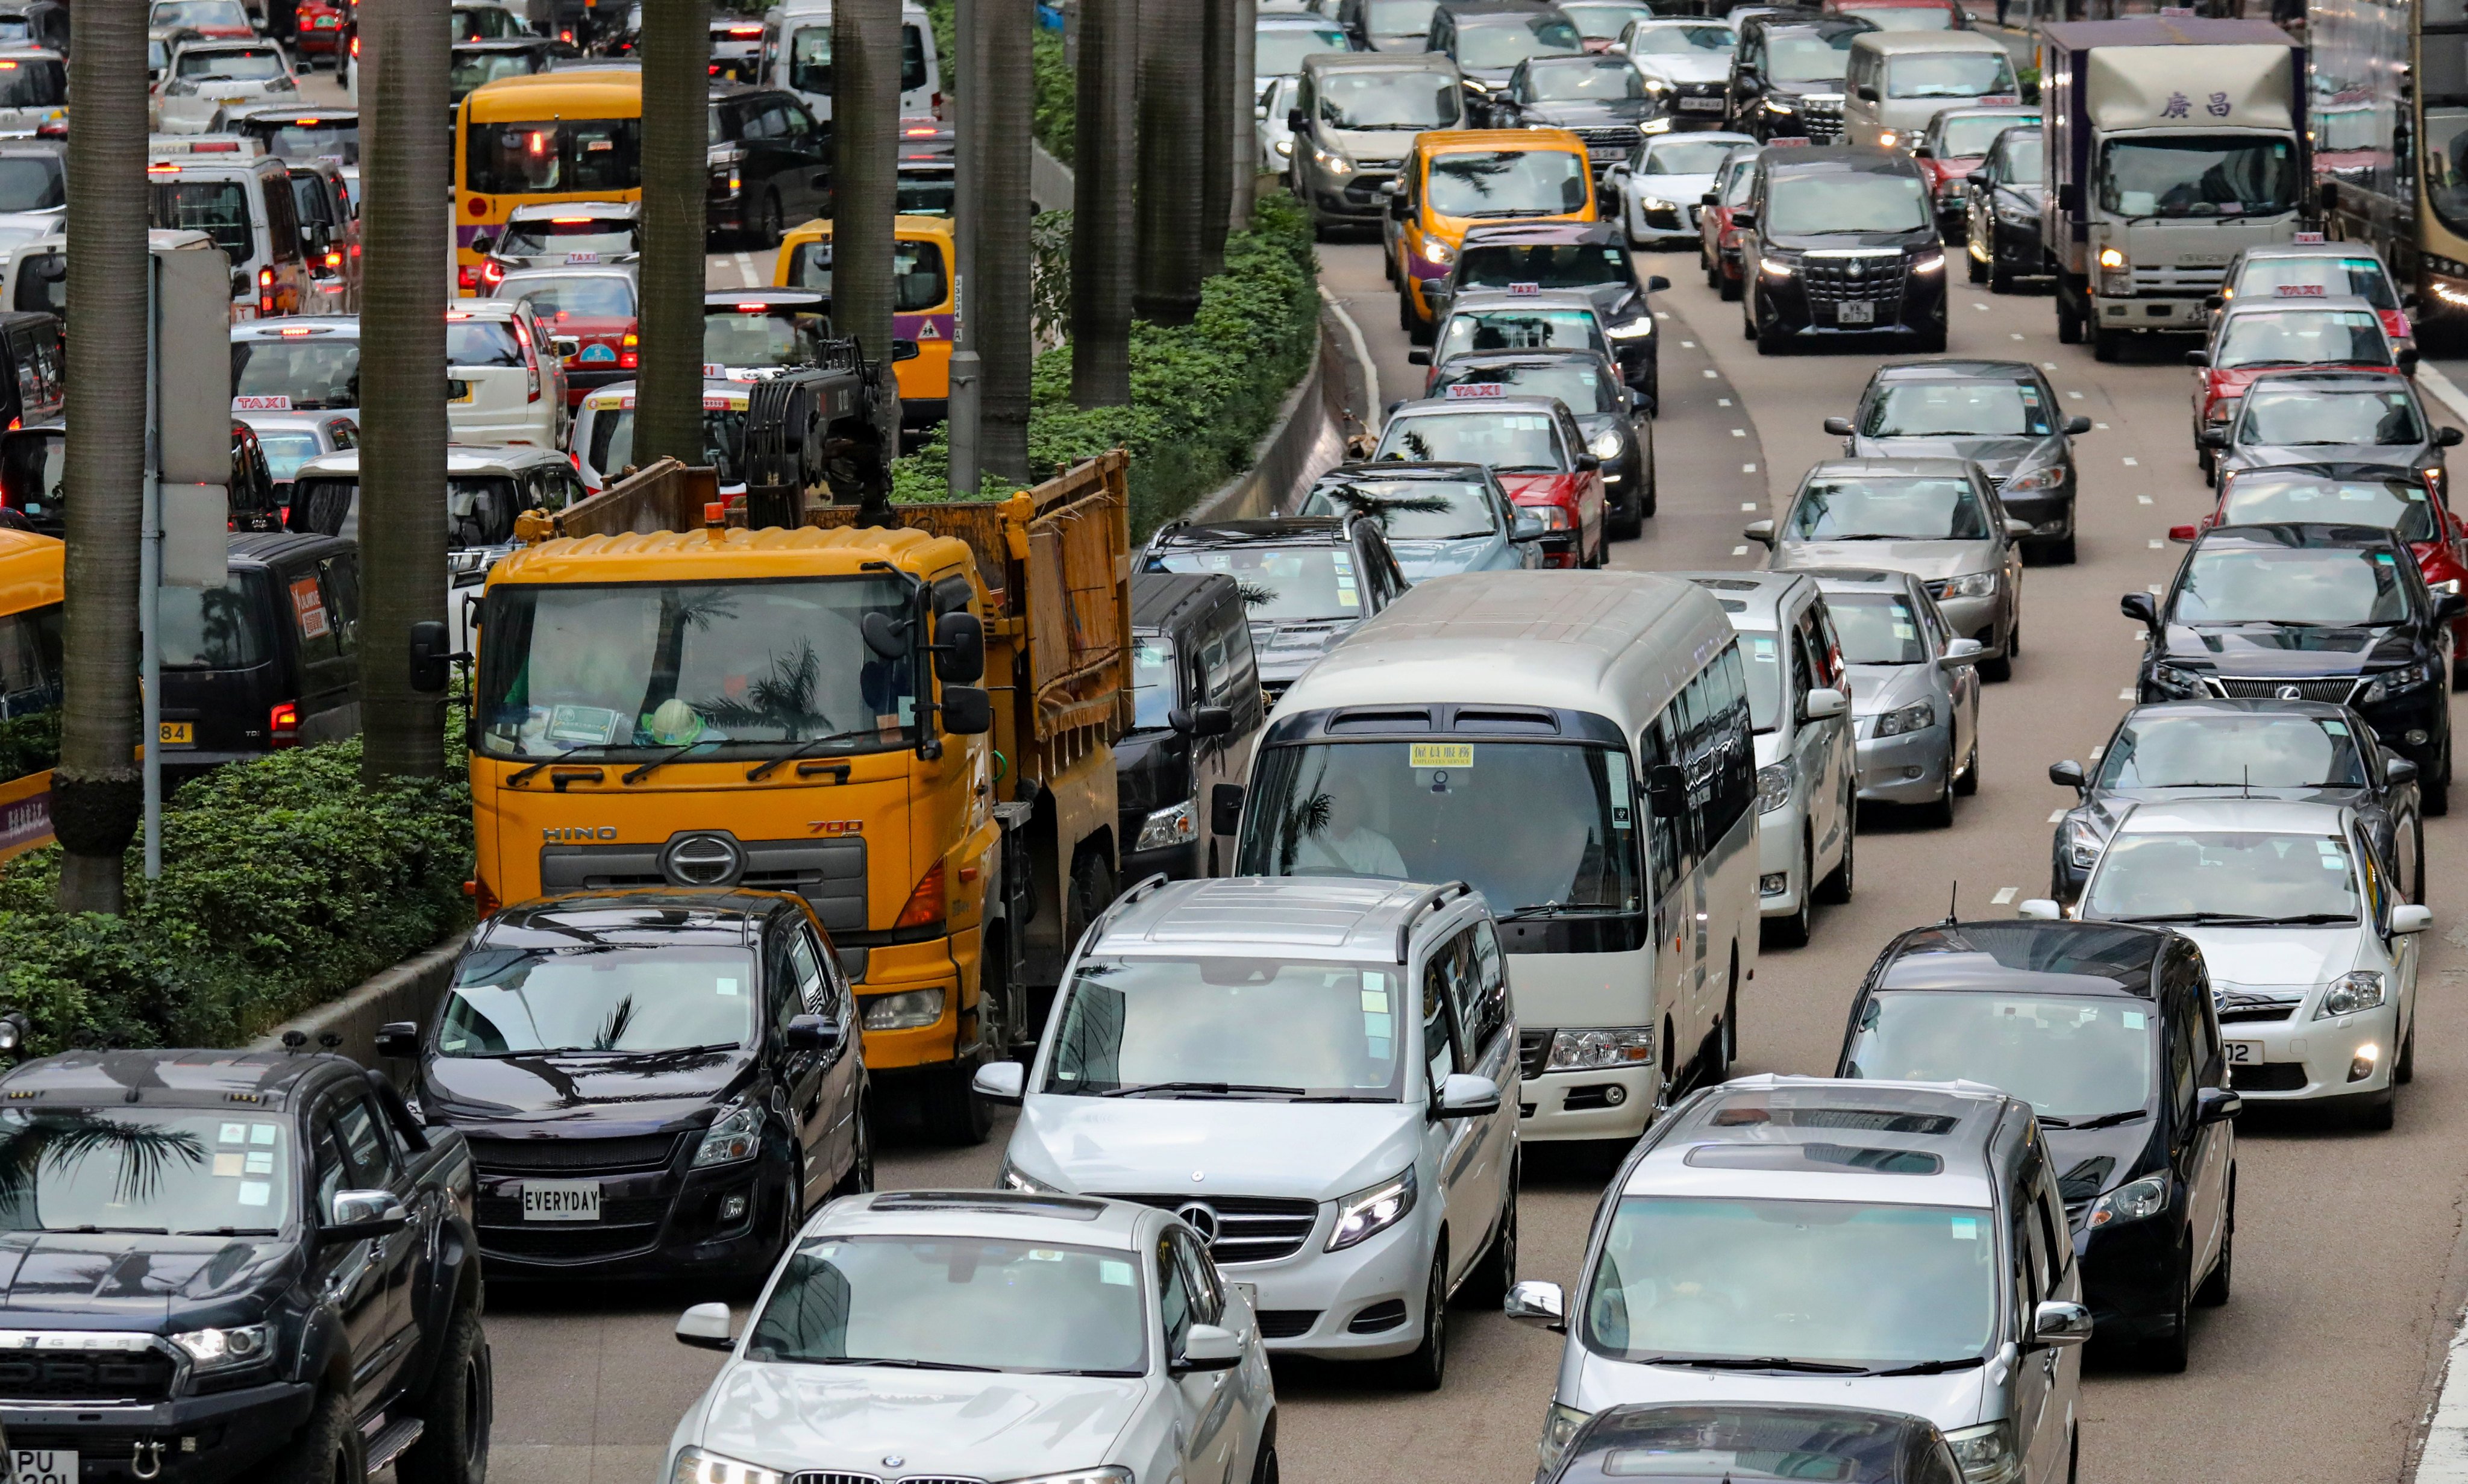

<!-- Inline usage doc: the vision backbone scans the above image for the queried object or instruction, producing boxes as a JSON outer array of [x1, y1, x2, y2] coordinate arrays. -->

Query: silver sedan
[[1806, 566, 1987, 825]]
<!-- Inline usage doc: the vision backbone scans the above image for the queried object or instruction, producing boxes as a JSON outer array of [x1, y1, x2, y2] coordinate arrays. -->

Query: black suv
[[158, 532, 361, 770], [708, 82, 832, 246], [1741, 145, 1948, 353], [1140, 515, 1411, 704], [1121, 572, 1269, 883], [1726, 11, 1871, 142], [0, 1047, 487, 1484], [383, 889, 872, 1280], [2125, 524, 2465, 815]]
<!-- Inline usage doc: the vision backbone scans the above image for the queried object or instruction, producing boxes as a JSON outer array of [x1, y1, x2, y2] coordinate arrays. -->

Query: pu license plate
[[522, 1180, 601, 1221], [158, 722, 192, 747], [1679, 96, 1724, 111], [1835, 300, 1874, 324], [12, 1450, 74, 1484], [449, 380, 475, 404], [2225, 1041, 2263, 1064]]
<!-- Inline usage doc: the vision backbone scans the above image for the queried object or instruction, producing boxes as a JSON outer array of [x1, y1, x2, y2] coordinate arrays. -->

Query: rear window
[[500, 216, 637, 260], [786, 237, 947, 312], [151, 178, 255, 265], [177, 47, 284, 81], [0, 58, 66, 108], [231, 334, 360, 410], [505, 275, 636, 321], [160, 572, 271, 670], [446, 318, 527, 368], [0, 155, 61, 213]]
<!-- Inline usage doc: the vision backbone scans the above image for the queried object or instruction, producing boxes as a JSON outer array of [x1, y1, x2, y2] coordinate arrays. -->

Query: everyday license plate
[[12, 1450, 74, 1484], [2225, 1041, 2263, 1065], [1835, 300, 1875, 324], [158, 721, 192, 747], [522, 1180, 601, 1221], [1679, 96, 1724, 111]]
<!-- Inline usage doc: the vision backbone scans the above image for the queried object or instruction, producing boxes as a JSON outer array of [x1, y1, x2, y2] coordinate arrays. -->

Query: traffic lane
[[1685, 261, 2468, 1484]]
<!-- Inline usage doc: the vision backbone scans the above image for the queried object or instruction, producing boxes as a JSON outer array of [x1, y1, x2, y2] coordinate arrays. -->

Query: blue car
[[1294, 460, 1552, 581]]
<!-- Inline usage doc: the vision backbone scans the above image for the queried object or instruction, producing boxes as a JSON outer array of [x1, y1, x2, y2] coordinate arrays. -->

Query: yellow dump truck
[[462, 454, 1131, 1142]]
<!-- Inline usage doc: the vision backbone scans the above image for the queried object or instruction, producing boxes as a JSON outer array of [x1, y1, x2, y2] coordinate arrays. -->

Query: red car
[[293, 0, 346, 58], [492, 268, 639, 407], [1372, 396, 1609, 567], [2188, 296, 2408, 474], [2172, 462, 2468, 654], [1697, 144, 1761, 302], [1913, 105, 2037, 242]]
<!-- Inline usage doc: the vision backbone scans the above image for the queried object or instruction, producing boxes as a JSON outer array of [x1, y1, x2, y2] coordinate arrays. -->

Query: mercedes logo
[[1176, 1200, 1221, 1245], [2276, 684, 2302, 700], [663, 833, 744, 887]]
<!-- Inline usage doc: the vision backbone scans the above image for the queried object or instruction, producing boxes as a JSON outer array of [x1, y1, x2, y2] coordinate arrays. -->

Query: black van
[[0, 420, 277, 536], [0, 310, 60, 429], [1120, 572, 1267, 882], [159, 531, 361, 768]]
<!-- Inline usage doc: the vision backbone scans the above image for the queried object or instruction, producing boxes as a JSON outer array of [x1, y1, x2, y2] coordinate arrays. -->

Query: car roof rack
[[1396, 880, 1474, 962]]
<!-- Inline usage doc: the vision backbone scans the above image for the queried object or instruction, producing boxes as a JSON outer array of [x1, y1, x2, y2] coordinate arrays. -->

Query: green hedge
[[0, 739, 474, 1056], [892, 191, 1319, 536], [0, 711, 58, 783]]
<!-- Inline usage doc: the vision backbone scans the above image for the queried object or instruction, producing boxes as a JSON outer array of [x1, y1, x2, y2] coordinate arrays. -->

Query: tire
[[1764, 839, 1813, 948], [1916, 321, 1948, 354], [2194, 1179, 2234, 1307], [2360, 1087, 2397, 1131], [1814, 800, 1853, 904], [919, 1058, 992, 1145], [1397, 290, 1418, 336], [2091, 325, 2120, 363], [2429, 737, 2452, 818], [753, 190, 784, 249], [1458, 1162, 1517, 1309], [1250, 1419, 1280, 1484], [2398, 1015, 2417, 1085], [1967, 239, 1987, 284], [830, 1099, 875, 1197], [2044, 532, 2077, 565], [1755, 317, 1785, 355], [2056, 285, 2084, 345], [1953, 740, 1979, 797], [1979, 621, 2014, 683], [1718, 265, 1742, 302], [263, 1388, 366, 1484], [1718, 974, 1739, 1075], [1066, 847, 1118, 959], [396, 1305, 492, 1484], [1919, 766, 1956, 828], [1394, 1245, 1449, 1391], [2138, 1242, 2193, 1373], [1705, 249, 1721, 290]]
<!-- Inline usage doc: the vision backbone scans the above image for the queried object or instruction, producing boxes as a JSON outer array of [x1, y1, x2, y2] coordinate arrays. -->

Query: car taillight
[[325, 251, 341, 270], [893, 862, 946, 928], [257, 266, 274, 315], [269, 701, 300, 748], [457, 265, 477, 290], [480, 259, 505, 288], [527, 358, 541, 402], [930, 90, 944, 118], [620, 331, 638, 370]]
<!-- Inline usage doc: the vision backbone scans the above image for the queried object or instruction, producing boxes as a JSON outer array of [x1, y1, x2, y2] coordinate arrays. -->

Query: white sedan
[[666, 1189, 1280, 1484], [1608, 131, 1756, 247], [2025, 796, 2431, 1130]]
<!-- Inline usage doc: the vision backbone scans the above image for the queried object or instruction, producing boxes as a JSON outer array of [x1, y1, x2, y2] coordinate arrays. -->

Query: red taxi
[[490, 267, 639, 407], [2212, 239, 2414, 357], [2187, 294, 2408, 474], [294, 0, 347, 61], [1697, 142, 1762, 301], [1369, 394, 1608, 568]]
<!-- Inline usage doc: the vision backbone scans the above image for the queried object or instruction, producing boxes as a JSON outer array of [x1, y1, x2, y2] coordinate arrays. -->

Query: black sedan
[[709, 81, 833, 246], [384, 888, 871, 1279], [2204, 369, 2460, 493], [1963, 121, 2043, 293], [2125, 523, 2464, 815], [1488, 53, 1655, 170], [1838, 917, 2240, 1372], [2048, 699, 2425, 906], [1826, 357, 2090, 562], [1422, 347, 1655, 532]]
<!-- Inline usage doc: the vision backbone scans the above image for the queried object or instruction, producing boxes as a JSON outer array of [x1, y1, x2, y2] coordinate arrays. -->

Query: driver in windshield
[[1291, 771, 1408, 878]]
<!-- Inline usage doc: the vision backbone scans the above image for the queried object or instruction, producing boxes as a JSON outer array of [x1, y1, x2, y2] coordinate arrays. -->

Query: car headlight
[[1274, 137, 1293, 156], [1311, 140, 1354, 175], [1756, 759, 1796, 813], [672, 1448, 785, 1484], [2361, 660, 2441, 705], [2317, 969, 2386, 1018], [2005, 464, 2066, 493], [1909, 249, 1945, 275], [1525, 502, 1574, 530], [1641, 76, 1671, 95], [1001, 1470, 1136, 1484], [1605, 316, 1653, 339], [1762, 95, 1797, 114], [861, 987, 945, 1031], [1588, 429, 1623, 460], [1872, 699, 1935, 738], [1418, 232, 1454, 266], [1942, 571, 1997, 598], [2149, 662, 2206, 697], [1944, 1421, 2020, 1484], [692, 1098, 763, 1168], [2086, 1172, 2169, 1229], [1643, 116, 1673, 133], [1546, 1025, 1654, 1071], [170, 1323, 271, 1371], [1996, 200, 2034, 224], [2064, 814, 2107, 869], [1539, 1401, 1593, 1474], [998, 1159, 1065, 1194], [1638, 194, 1674, 212], [1463, 75, 1492, 92], [2203, 395, 2240, 424], [1135, 797, 1199, 852], [1327, 1166, 1417, 1251], [1761, 254, 1795, 278]]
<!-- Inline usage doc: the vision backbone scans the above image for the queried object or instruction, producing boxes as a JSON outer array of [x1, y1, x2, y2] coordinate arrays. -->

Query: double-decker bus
[[2311, 0, 2468, 319]]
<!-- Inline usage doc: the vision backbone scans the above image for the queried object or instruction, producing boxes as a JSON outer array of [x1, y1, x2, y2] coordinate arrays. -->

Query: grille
[[1097, 1193, 1321, 1264], [481, 1224, 663, 1261], [791, 1474, 881, 1484], [1574, 124, 1641, 157], [1800, 252, 1905, 308], [1256, 1309, 1320, 1339], [468, 1132, 681, 1174], [0, 1348, 176, 1404], [2217, 991, 2300, 1024], [2210, 677, 2359, 704], [1519, 1028, 1552, 1080], [539, 833, 868, 931], [1341, 174, 1393, 208], [1791, 98, 1843, 139], [1643, 202, 1689, 231], [2229, 1062, 2308, 1093], [2128, 263, 2226, 296]]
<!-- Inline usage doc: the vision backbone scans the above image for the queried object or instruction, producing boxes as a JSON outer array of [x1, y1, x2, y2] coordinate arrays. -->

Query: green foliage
[[891, 193, 1320, 533], [0, 710, 58, 781], [0, 739, 474, 1056]]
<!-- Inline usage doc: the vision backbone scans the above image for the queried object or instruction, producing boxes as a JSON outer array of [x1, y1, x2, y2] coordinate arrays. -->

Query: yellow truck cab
[[774, 214, 956, 429], [465, 455, 1129, 1142], [1389, 127, 1597, 340]]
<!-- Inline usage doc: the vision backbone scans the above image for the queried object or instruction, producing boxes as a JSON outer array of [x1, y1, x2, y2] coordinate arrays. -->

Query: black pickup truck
[[0, 1048, 489, 1484]]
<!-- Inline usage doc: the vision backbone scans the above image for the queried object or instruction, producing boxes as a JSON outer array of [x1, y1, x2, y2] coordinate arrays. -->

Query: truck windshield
[[477, 574, 918, 760], [1045, 956, 1411, 1099], [1236, 739, 1643, 916], [0, 1107, 293, 1234], [2098, 135, 2298, 218], [437, 945, 756, 1056]]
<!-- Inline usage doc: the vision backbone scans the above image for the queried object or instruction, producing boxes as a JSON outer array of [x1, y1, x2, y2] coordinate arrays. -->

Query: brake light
[[733, 301, 766, 312], [269, 701, 300, 748], [620, 329, 638, 369], [325, 251, 342, 270], [893, 862, 946, 928], [148, 162, 180, 174], [457, 265, 478, 290], [480, 260, 505, 288], [257, 266, 274, 315], [930, 90, 944, 118], [349, 34, 359, 56]]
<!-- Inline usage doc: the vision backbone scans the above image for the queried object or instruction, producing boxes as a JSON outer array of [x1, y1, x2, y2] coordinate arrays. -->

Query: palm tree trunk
[[1229, 0, 1257, 230], [1131, 0, 1201, 327], [358, 0, 451, 783], [1197, 0, 1235, 275], [835, 0, 901, 486], [54, 0, 148, 910], [979, 0, 1033, 481], [1071, 0, 1132, 406], [637, 0, 708, 466]]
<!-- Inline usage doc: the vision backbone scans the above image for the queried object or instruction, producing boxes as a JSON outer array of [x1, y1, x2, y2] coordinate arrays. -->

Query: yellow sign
[[158, 722, 193, 746], [1409, 742, 1473, 769]]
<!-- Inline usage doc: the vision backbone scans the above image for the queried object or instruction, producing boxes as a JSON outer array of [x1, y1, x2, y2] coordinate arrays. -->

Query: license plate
[[2225, 1041, 2263, 1065], [522, 1180, 601, 1221], [1680, 96, 1724, 111], [12, 1450, 74, 1484], [449, 380, 475, 404], [158, 721, 192, 747], [1835, 300, 1874, 324]]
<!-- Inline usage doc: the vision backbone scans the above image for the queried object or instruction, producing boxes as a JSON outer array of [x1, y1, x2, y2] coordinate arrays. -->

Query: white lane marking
[[1656, 310, 1672, 320], [1741, 502, 1759, 511], [2009, 332, 2025, 340], [1733, 545, 1749, 556], [1991, 887, 2019, 906], [2091, 746, 2105, 760], [734, 251, 758, 286], [1682, 339, 1697, 348], [1703, 368, 1719, 378], [2047, 810, 2066, 823], [2149, 538, 2163, 548], [1718, 397, 1732, 406], [1973, 302, 1989, 312], [2122, 457, 2138, 466], [2137, 495, 2153, 505], [2146, 583, 2164, 595], [2407, 1315, 2468, 1484], [2041, 362, 2055, 371], [1730, 427, 1746, 437], [2119, 689, 2134, 701], [1319, 286, 1380, 418], [2069, 390, 2085, 398], [1743, 463, 1756, 472]]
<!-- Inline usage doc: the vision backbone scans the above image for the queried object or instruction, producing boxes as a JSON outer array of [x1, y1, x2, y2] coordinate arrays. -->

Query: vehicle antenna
[[1943, 880, 1958, 927], [2243, 764, 2251, 800]]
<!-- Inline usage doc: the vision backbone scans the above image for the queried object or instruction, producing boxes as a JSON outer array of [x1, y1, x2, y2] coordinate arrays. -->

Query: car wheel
[[2044, 531, 2077, 565], [754, 190, 784, 249], [2398, 1016, 2417, 1085], [1397, 290, 1418, 335], [832, 1099, 876, 1197], [1967, 237, 1987, 284], [1815, 800, 1853, 904], [1394, 1245, 1449, 1391], [1764, 838, 1813, 948], [1916, 319, 1948, 354], [263, 1388, 366, 1484], [1250, 1419, 1279, 1484], [1953, 740, 1979, 797], [2429, 736, 2452, 818], [2360, 1086, 2398, 1130], [2056, 285, 2084, 344], [2138, 1241, 2193, 1373], [396, 1304, 491, 1484], [1719, 969, 1740, 1073], [1704, 247, 1721, 290], [2091, 325, 2121, 363], [1458, 1159, 1517, 1309], [1718, 263, 1743, 301], [1920, 766, 1955, 829], [2195, 1177, 2234, 1306]]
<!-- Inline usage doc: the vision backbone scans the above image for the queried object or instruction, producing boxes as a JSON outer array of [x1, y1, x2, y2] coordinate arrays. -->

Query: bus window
[[466, 118, 642, 196]]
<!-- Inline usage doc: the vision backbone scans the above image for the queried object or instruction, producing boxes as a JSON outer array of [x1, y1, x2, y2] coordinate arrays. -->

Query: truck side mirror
[[932, 609, 985, 683], [2056, 182, 2081, 214], [407, 619, 451, 693], [1170, 704, 1234, 738], [939, 684, 991, 735]]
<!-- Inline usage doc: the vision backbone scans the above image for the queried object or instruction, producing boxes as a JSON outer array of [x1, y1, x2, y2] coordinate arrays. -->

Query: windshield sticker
[[1331, 553, 1354, 572], [2318, 839, 2346, 868], [1026, 1248, 1064, 1262], [238, 1181, 271, 1207], [716, 977, 739, 997], [251, 1124, 277, 1146], [1893, 622, 1917, 639], [290, 576, 330, 640], [2123, 1010, 2147, 1030], [246, 1150, 273, 1174], [1411, 742, 1474, 769], [1949, 1216, 1978, 1241], [1100, 1260, 1134, 1286], [546, 704, 622, 747], [1609, 760, 1633, 830], [1335, 587, 1360, 609], [220, 1122, 248, 1145], [2323, 719, 2350, 735], [1750, 636, 1776, 657], [213, 1153, 244, 1177]]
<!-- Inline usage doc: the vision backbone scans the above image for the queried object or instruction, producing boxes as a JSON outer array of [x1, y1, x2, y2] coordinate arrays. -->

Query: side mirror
[[1644, 761, 1686, 812], [2047, 759, 2085, 789], [470, 233, 496, 256], [1576, 452, 1600, 472], [1388, 191, 1409, 221], [1176, 1322, 1242, 1372], [1505, 1279, 1567, 1332], [675, 1302, 736, 1352], [2393, 903, 2435, 935], [2184, 349, 2210, 368], [2437, 593, 2467, 622], [373, 1021, 420, 1059], [2386, 756, 2420, 786], [2203, 293, 2225, 310], [1436, 1072, 1501, 1118], [1821, 415, 1854, 436], [1730, 210, 1755, 229], [1646, 274, 1670, 292], [1743, 518, 1775, 546], [1630, 389, 1654, 416], [1170, 704, 1235, 738], [2399, 348, 2422, 377], [971, 1059, 1026, 1104], [1406, 348, 1430, 365], [783, 1013, 842, 1053], [2029, 1299, 2094, 1349], [860, 609, 909, 659], [2120, 591, 2159, 628], [2004, 517, 2033, 539], [1940, 636, 1986, 668], [2196, 1086, 2243, 1123], [1912, 143, 1932, 158], [2057, 181, 2081, 214], [939, 684, 992, 735], [1800, 686, 1846, 721], [2198, 427, 2228, 449], [2441, 426, 2464, 448], [1699, 191, 1720, 207], [1383, 398, 1406, 419], [1211, 781, 1246, 836], [932, 608, 986, 683], [325, 1189, 410, 1240], [408, 619, 451, 693], [2015, 898, 2062, 919], [892, 339, 921, 362], [231, 269, 251, 301], [1287, 106, 1306, 132], [2064, 414, 2093, 435], [2167, 524, 2198, 543]]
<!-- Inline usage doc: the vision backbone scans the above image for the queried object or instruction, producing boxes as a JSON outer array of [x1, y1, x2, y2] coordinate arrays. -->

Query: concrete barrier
[[1187, 295, 1379, 522], [252, 932, 466, 1075]]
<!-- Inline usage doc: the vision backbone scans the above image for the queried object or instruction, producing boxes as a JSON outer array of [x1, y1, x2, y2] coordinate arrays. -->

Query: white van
[[145, 146, 315, 319], [569, 377, 751, 493], [1842, 31, 2020, 151], [759, 0, 941, 124], [1224, 569, 1762, 1143]]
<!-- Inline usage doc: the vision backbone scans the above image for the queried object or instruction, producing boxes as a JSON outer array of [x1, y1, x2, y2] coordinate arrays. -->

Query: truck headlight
[[171, 1323, 271, 1371], [1944, 1421, 2019, 1484], [861, 988, 945, 1031], [1942, 571, 1997, 598], [692, 1098, 763, 1168], [2317, 969, 2385, 1018], [1546, 1025, 1653, 1071], [1135, 797, 1198, 851], [2086, 1172, 2169, 1229], [1539, 1402, 1593, 1474], [1327, 1166, 1417, 1251], [2097, 245, 2127, 270], [1756, 759, 1796, 813], [1588, 429, 1623, 460], [2004, 465, 2066, 492], [672, 1448, 784, 1484], [1872, 700, 1935, 738]]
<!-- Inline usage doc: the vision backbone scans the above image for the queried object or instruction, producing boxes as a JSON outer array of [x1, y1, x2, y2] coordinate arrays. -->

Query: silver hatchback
[[1808, 566, 1986, 825]]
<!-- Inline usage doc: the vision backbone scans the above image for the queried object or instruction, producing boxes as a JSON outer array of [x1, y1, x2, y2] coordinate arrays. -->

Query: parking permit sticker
[[219, 1122, 247, 1145], [1100, 1260, 1134, 1286], [546, 704, 621, 746], [213, 1153, 244, 1177], [1609, 762, 1632, 830], [245, 1151, 272, 1174], [2323, 719, 2350, 735], [289, 575, 330, 640], [238, 1182, 271, 1207], [250, 1124, 277, 1146], [1893, 622, 1917, 639], [2123, 1011, 2146, 1030], [716, 977, 739, 997], [1949, 1216, 1978, 1241], [1411, 742, 1474, 769], [2319, 840, 2346, 869]]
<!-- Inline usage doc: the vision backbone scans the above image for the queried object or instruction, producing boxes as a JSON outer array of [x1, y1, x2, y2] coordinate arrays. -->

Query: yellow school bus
[[453, 69, 641, 295], [775, 214, 955, 428]]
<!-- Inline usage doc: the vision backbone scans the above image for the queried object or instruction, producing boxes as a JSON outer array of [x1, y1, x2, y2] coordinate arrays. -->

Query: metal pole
[[948, 0, 982, 495], [140, 255, 160, 880]]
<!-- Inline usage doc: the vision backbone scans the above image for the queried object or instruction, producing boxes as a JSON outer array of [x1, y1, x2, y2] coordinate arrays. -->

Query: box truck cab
[[2040, 19, 2305, 362]]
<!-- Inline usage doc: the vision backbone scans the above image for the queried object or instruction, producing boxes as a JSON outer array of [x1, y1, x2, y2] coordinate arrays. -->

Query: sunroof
[[868, 1192, 1106, 1221], [1709, 1107, 1958, 1136], [1683, 1143, 1944, 1176]]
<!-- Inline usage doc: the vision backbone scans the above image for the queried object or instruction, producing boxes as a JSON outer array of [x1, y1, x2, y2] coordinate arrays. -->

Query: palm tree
[[1198, 0, 1235, 275], [53, 0, 148, 911], [1229, 0, 1257, 231], [1131, 0, 1201, 327], [835, 0, 901, 418], [1071, 0, 1133, 406], [980, 0, 1034, 480], [636, 0, 709, 466], [357, 0, 451, 783]]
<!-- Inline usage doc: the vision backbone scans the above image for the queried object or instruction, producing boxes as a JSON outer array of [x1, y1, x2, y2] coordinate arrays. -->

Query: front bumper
[[2093, 294, 2206, 330], [1515, 1062, 1658, 1141], [2220, 999, 2398, 1103], [472, 1154, 787, 1279], [1226, 1208, 1436, 1361], [2356, 687, 2449, 769], [1930, 591, 1999, 642], [1999, 489, 2073, 541], [2, 1378, 317, 1484], [2074, 1204, 2182, 1342], [1854, 719, 1952, 804], [1756, 797, 1808, 918], [1308, 171, 1397, 223]]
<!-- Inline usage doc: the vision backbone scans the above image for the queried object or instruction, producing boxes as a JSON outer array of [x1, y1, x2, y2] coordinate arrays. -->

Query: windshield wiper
[[2246, 912, 2359, 925], [1866, 1356, 1987, 1377], [2112, 911, 2274, 925], [1509, 903, 1618, 919], [746, 725, 882, 782], [1647, 1354, 1871, 1374], [816, 1357, 1000, 1371], [622, 738, 715, 784], [1292, 1094, 1397, 1103], [2066, 1109, 2149, 1130], [1095, 1081, 1307, 1099], [178, 1226, 280, 1236], [67, 1225, 168, 1235], [507, 745, 618, 786]]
